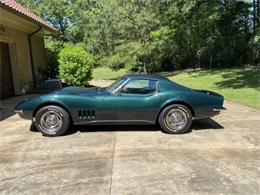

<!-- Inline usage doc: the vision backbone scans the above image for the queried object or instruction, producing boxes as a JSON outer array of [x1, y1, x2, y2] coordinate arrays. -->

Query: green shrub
[[58, 46, 94, 86], [45, 39, 65, 79]]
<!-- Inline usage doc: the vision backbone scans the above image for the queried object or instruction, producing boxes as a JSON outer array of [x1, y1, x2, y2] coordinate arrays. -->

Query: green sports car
[[15, 74, 225, 136]]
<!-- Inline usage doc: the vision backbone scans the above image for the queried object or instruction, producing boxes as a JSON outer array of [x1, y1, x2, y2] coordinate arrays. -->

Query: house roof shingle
[[0, 0, 58, 33]]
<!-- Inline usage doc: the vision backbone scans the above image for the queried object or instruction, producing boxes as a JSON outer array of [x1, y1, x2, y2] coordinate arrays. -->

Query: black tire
[[35, 105, 70, 137], [159, 104, 193, 134]]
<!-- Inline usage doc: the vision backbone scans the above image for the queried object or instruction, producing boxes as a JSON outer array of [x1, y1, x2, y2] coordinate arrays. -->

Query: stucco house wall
[[0, 0, 57, 98], [0, 24, 47, 93], [31, 35, 46, 72]]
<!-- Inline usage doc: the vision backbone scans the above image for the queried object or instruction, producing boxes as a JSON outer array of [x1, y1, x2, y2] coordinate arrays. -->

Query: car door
[[101, 78, 161, 123]]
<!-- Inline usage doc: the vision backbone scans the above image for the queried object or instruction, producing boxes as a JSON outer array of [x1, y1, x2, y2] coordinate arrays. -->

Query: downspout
[[28, 25, 42, 89]]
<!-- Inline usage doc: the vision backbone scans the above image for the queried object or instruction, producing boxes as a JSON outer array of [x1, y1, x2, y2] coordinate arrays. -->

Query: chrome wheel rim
[[165, 108, 188, 132], [40, 110, 63, 134]]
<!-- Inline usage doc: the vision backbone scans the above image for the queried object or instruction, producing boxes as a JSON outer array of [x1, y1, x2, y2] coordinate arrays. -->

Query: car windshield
[[106, 77, 127, 92]]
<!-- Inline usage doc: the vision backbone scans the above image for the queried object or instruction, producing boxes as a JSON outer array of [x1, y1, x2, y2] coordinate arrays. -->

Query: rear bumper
[[213, 107, 227, 112], [194, 107, 226, 119], [209, 107, 226, 117]]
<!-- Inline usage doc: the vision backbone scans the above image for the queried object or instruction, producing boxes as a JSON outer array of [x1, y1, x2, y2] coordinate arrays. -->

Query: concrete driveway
[[0, 95, 260, 194]]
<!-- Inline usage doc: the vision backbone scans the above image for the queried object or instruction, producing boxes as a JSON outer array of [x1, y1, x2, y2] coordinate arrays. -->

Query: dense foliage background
[[19, 0, 260, 74]]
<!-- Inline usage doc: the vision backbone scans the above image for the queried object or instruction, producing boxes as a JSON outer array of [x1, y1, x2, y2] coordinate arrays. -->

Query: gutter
[[28, 25, 42, 89], [0, 3, 58, 33]]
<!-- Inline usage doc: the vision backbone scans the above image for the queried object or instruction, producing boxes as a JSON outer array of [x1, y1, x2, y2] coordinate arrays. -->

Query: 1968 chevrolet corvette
[[15, 74, 225, 136]]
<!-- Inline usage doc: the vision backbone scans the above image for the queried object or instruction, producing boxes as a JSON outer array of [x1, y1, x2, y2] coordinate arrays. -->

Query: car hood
[[53, 86, 109, 96]]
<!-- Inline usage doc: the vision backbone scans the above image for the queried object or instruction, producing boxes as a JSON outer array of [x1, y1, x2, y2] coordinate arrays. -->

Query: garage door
[[0, 42, 14, 99]]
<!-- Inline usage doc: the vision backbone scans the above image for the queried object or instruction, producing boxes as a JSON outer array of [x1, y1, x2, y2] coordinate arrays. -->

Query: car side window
[[120, 79, 157, 94]]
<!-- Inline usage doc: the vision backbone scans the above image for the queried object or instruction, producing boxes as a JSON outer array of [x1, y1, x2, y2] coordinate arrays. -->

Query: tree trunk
[[199, 54, 201, 69], [143, 58, 147, 74], [141, 36, 147, 74], [253, 0, 256, 32], [210, 56, 213, 71], [257, 0, 260, 25]]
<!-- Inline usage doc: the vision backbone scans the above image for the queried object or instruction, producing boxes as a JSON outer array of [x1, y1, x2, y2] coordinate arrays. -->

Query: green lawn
[[92, 66, 260, 109], [170, 67, 260, 109], [92, 67, 129, 80]]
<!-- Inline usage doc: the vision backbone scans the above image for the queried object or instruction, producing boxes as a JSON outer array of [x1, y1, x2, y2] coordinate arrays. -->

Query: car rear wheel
[[35, 105, 70, 136], [159, 104, 192, 134]]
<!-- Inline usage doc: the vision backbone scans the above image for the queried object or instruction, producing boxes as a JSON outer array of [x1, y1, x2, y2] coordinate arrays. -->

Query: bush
[[58, 46, 94, 86], [45, 39, 65, 79]]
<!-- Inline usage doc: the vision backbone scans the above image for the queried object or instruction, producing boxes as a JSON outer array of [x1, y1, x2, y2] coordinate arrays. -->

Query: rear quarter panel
[[158, 79, 224, 119]]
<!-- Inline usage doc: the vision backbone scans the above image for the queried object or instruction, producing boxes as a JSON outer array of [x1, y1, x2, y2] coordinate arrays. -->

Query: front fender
[[15, 95, 70, 120]]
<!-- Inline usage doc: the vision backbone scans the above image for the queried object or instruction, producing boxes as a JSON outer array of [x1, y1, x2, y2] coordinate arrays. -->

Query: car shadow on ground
[[62, 118, 224, 135], [0, 108, 15, 121]]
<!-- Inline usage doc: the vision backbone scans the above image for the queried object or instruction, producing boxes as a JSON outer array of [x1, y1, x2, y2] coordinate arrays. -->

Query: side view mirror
[[114, 88, 122, 96]]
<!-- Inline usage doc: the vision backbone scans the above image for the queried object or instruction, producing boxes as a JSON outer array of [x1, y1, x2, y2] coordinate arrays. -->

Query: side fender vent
[[78, 110, 95, 119]]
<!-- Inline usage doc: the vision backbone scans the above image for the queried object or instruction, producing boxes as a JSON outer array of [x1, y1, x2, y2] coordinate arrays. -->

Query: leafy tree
[[18, 0, 260, 72], [18, 0, 76, 41], [250, 27, 260, 63], [58, 46, 94, 86]]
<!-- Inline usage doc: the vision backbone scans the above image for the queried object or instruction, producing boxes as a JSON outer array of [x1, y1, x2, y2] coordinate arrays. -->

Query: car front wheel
[[35, 105, 70, 136], [159, 104, 192, 134]]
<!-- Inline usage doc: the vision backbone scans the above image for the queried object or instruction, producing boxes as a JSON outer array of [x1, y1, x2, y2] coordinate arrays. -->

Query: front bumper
[[14, 109, 32, 120], [14, 109, 23, 114]]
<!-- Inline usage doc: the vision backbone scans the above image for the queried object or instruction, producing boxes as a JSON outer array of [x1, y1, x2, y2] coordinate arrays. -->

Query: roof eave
[[1, 3, 58, 34]]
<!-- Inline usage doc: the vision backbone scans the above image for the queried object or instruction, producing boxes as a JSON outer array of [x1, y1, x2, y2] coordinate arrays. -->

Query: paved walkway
[[0, 95, 259, 194], [0, 94, 38, 121]]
